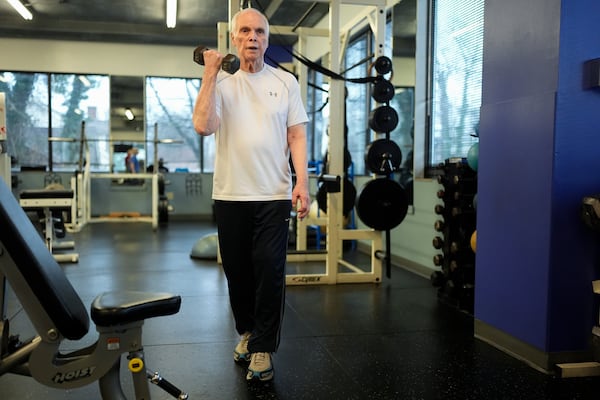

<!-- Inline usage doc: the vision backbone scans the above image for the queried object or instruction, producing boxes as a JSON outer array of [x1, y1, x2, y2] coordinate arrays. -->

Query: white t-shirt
[[212, 64, 308, 201]]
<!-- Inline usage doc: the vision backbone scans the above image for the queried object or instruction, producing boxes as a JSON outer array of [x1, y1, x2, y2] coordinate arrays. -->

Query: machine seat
[[91, 291, 181, 327]]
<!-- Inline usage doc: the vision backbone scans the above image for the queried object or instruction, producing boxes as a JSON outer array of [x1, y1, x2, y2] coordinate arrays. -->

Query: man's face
[[231, 11, 269, 62]]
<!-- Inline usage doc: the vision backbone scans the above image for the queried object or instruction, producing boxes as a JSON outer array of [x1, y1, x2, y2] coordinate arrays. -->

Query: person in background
[[146, 158, 169, 173], [158, 158, 169, 173], [125, 147, 140, 174], [192, 7, 309, 383]]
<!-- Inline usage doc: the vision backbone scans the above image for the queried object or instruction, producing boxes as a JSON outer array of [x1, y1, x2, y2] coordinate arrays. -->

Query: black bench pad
[[20, 189, 74, 199], [91, 291, 181, 326]]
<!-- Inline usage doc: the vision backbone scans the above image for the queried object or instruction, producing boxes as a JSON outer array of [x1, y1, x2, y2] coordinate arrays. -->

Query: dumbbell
[[193, 46, 240, 74]]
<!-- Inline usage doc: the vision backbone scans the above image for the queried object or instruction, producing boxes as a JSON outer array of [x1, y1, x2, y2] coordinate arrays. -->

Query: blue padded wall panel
[[481, 0, 560, 106], [478, 0, 600, 353], [476, 93, 556, 349]]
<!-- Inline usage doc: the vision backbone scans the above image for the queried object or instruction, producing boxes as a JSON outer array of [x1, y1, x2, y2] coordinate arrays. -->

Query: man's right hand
[[202, 49, 223, 74]]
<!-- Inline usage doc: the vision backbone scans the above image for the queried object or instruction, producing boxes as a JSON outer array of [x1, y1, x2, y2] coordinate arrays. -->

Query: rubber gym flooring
[[2, 220, 600, 399]]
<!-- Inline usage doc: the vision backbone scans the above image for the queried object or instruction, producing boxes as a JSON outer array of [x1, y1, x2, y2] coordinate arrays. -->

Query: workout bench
[[0, 179, 188, 399], [19, 188, 79, 263]]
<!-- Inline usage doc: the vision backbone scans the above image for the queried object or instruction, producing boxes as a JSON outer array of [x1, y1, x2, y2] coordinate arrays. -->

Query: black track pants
[[214, 200, 291, 353]]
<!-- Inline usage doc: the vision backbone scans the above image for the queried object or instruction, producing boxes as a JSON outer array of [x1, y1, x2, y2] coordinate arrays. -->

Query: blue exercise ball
[[190, 232, 219, 260], [467, 142, 479, 172]]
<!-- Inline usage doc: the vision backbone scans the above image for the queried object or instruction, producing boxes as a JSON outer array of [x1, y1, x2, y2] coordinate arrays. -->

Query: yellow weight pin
[[128, 357, 144, 373]]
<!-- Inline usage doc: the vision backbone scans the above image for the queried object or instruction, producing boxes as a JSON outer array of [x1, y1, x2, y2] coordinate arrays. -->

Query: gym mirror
[[110, 75, 145, 172], [391, 0, 416, 205], [110, 75, 145, 137]]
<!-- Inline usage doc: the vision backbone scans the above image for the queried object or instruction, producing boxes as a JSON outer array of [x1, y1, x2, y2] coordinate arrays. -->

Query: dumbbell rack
[[431, 157, 477, 313]]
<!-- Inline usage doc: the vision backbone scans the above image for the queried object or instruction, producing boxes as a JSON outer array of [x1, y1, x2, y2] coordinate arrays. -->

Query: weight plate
[[365, 139, 402, 175], [158, 198, 169, 224], [371, 78, 395, 103], [368, 105, 399, 133], [356, 178, 408, 230], [316, 177, 357, 216]]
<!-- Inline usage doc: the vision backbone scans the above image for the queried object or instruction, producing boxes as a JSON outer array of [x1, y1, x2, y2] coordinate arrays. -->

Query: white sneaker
[[234, 332, 252, 363], [246, 352, 274, 382]]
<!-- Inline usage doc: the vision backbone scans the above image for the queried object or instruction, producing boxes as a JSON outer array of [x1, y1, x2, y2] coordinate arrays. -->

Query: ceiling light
[[125, 108, 135, 121], [6, 0, 33, 20], [166, 0, 177, 28]]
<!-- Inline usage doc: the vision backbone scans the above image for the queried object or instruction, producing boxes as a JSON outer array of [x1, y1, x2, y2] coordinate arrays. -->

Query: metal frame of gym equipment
[[0, 178, 188, 399], [88, 172, 160, 228], [8, 123, 82, 262], [19, 188, 79, 263], [65, 122, 92, 233], [290, 0, 391, 285], [65, 122, 176, 232], [303, 0, 394, 285]]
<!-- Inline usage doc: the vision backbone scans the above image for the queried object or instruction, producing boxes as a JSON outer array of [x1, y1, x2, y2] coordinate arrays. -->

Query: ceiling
[[0, 0, 416, 55]]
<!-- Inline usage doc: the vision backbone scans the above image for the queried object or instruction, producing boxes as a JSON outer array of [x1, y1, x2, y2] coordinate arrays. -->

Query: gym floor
[[2, 221, 600, 399]]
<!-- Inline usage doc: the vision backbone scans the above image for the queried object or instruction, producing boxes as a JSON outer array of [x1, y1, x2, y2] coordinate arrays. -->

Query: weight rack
[[431, 157, 477, 313]]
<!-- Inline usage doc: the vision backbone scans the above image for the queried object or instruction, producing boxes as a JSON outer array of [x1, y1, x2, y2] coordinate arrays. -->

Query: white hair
[[231, 8, 270, 38]]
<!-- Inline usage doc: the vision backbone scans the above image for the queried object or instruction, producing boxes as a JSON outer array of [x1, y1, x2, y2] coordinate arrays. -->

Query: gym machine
[[62, 121, 176, 231], [550, 194, 600, 377], [19, 186, 79, 263], [0, 178, 188, 399], [66, 122, 92, 232], [286, 0, 408, 284]]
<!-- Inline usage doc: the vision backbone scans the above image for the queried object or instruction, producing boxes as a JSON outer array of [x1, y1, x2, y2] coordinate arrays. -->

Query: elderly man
[[192, 8, 309, 382]]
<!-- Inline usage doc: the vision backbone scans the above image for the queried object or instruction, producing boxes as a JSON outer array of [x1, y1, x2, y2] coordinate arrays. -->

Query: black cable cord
[[251, 0, 380, 84], [264, 53, 329, 113]]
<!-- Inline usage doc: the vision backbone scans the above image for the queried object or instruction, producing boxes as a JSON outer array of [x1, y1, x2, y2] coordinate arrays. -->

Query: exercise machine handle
[[147, 370, 189, 399]]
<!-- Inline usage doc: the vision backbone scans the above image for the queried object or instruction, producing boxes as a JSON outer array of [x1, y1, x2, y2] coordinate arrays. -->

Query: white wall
[[0, 38, 201, 78]]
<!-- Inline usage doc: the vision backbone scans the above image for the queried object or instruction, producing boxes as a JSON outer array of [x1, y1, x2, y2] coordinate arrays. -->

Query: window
[[429, 0, 483, 166], [0, 72, 110, 172], [50, 74, 110, 171], [306, 67, 328, 172], [390, 86, 415, 191], [1, 72, 49, 168], [1, 72, 215, 174], [345, 33, 370, 175], [145, 76, 203, 172]]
